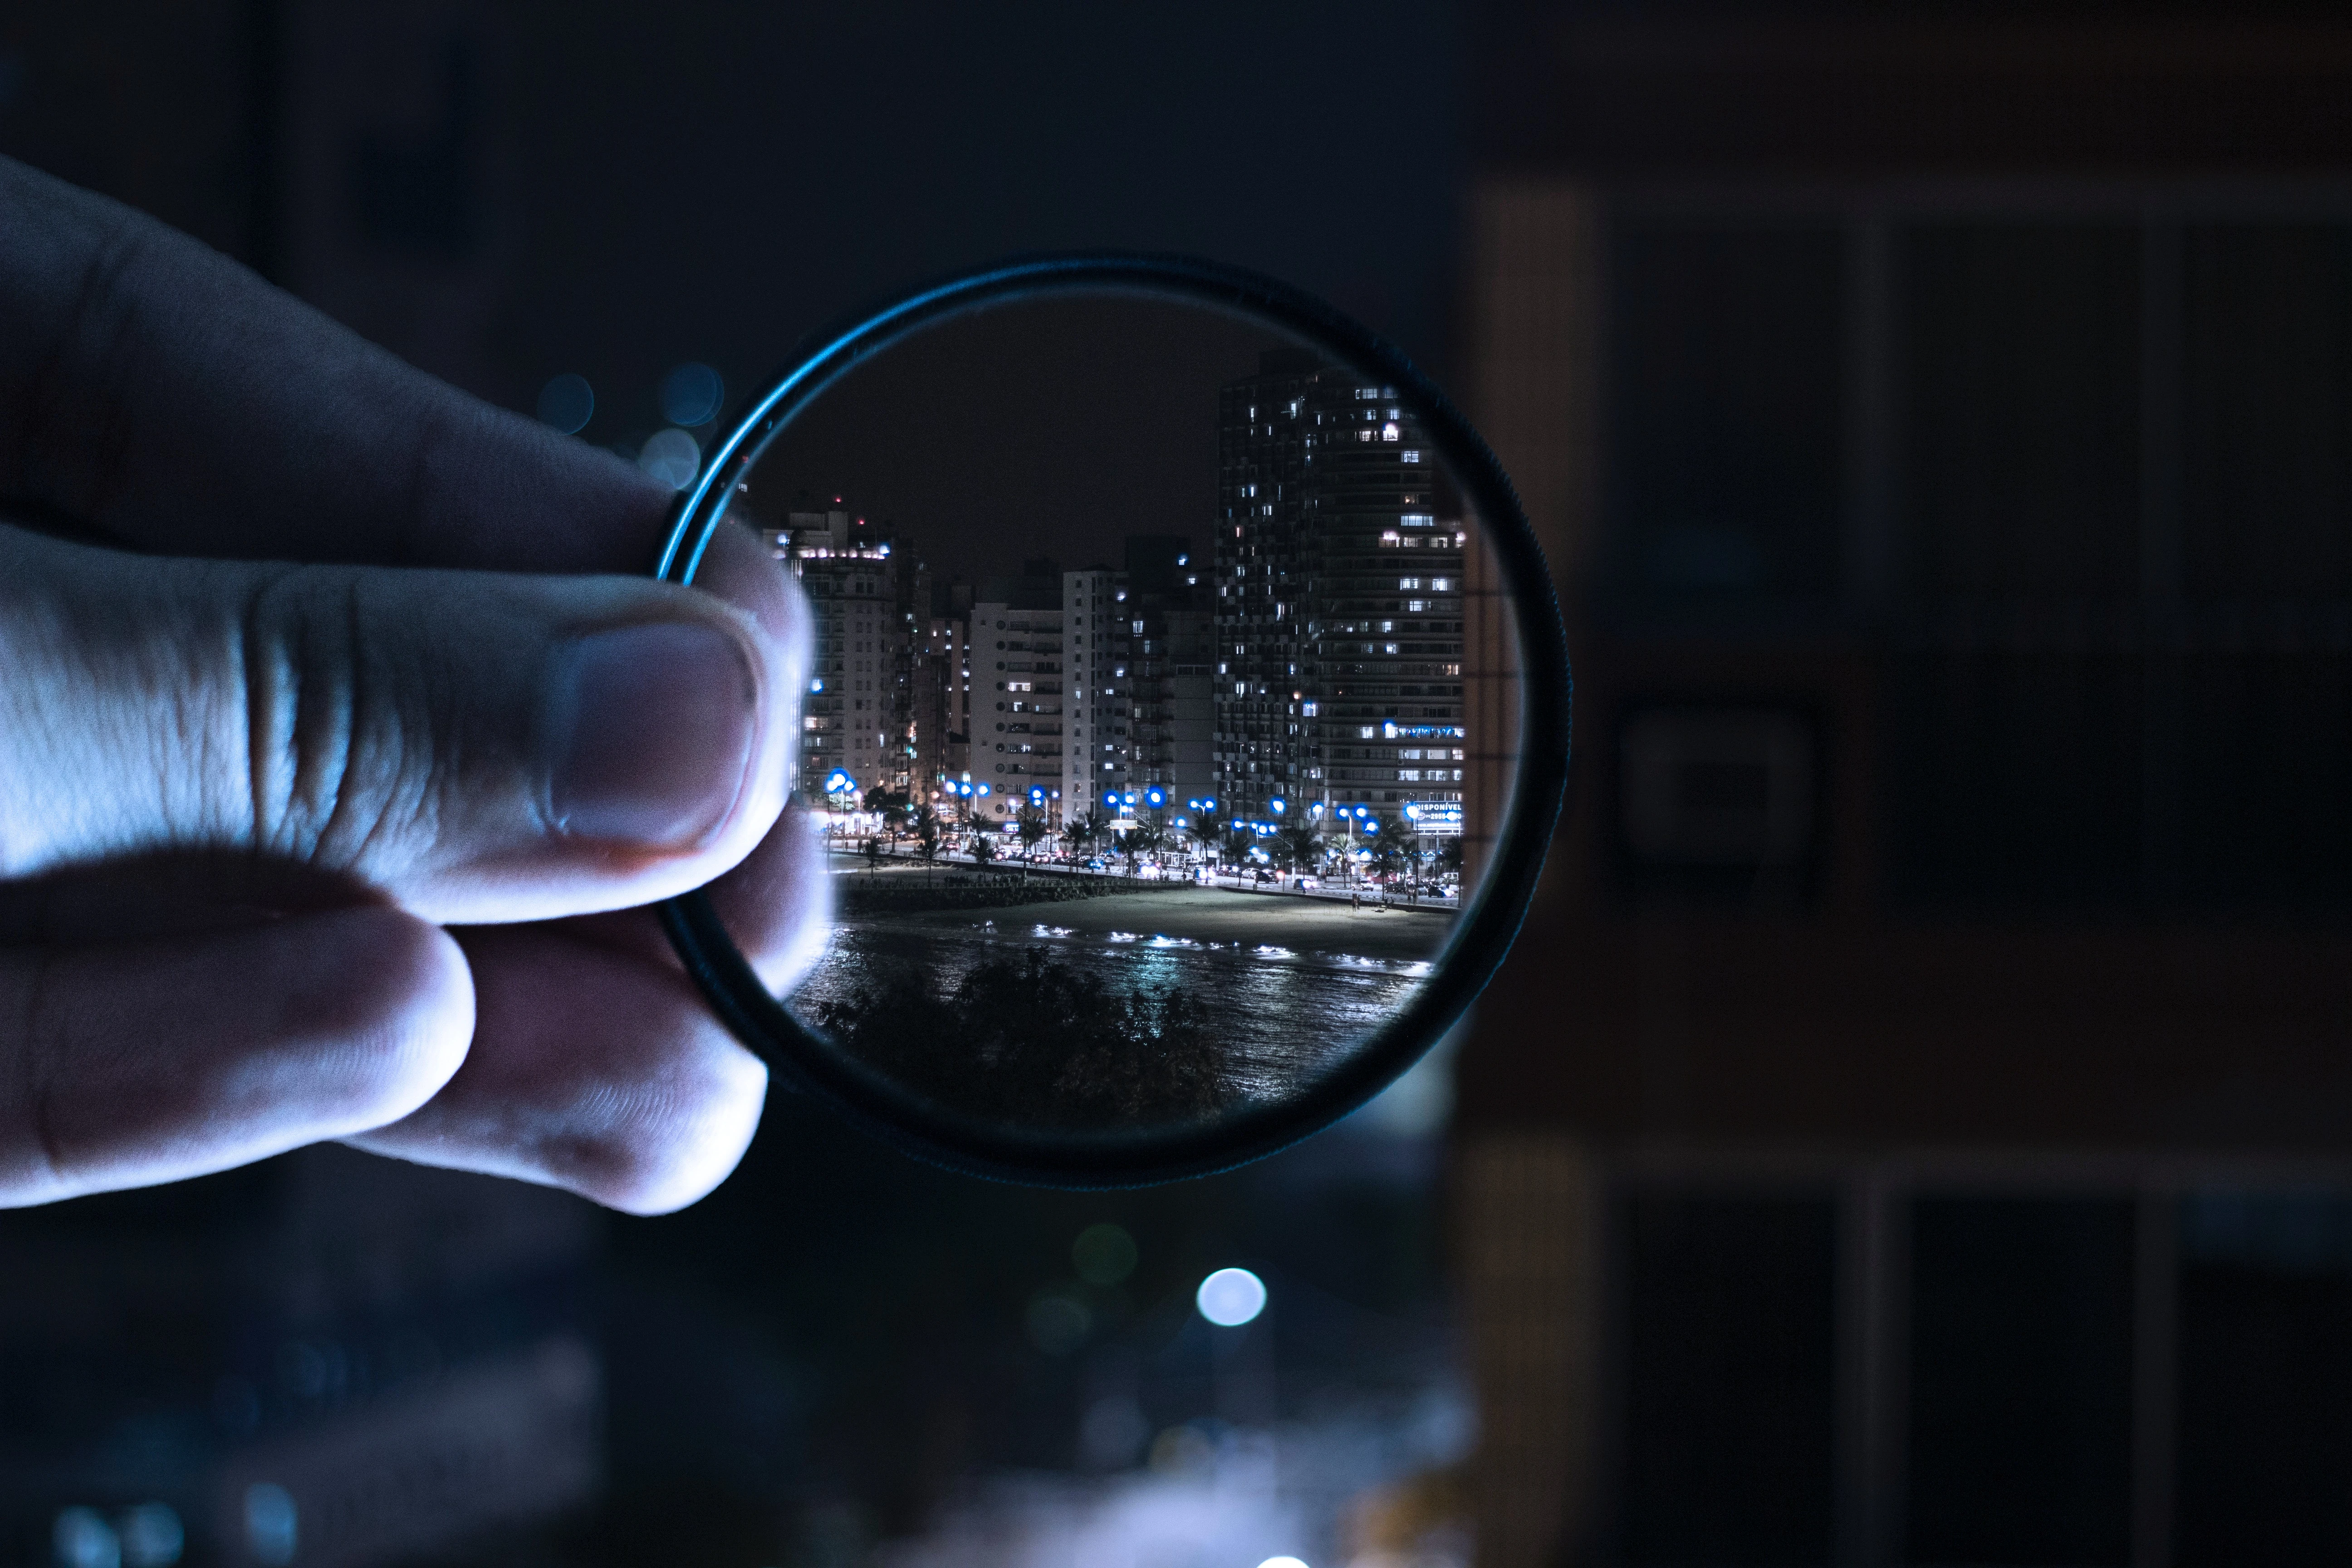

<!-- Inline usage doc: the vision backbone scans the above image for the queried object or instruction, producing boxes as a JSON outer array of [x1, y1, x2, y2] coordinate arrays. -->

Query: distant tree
[[1437, 838, 1464, 879], [1127, 819, 1168, 869], [970, 831, 998, 867], [912, 804, 942, 862], [861, 835, 885, 871], [1015, 804, 1052, 861], [1220, 823, 1254, 871], [1362, 816, 1408, 882]]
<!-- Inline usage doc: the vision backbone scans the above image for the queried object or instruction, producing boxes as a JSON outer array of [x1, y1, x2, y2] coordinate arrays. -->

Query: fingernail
[[548, 622, 759, 848]]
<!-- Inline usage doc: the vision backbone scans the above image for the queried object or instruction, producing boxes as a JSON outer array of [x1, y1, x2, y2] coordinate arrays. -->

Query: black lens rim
[[654, 252, 1569, 1187]]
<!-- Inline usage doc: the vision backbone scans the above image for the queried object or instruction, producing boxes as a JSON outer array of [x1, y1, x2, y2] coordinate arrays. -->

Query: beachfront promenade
[[824, 847, 1461, 911]]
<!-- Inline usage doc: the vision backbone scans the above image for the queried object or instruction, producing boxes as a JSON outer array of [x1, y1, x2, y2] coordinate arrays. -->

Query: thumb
[[0, 522, 801, 923]]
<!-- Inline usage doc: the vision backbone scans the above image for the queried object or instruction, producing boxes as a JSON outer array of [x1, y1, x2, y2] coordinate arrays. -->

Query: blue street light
[[1123, 792, 1137, 806], [824, 769, 858, 795], [1030, 787, 1046, 804], [1102, 791, 1120, 807], [1204, 797, 1217, 811], [1146, 787, 1166, 808], [1270, 798, 1286, 814], [977, 784, 991, 797], [1363, 822, 1379, 834]]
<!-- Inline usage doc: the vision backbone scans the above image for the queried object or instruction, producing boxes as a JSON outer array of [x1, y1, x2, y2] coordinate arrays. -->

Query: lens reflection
[[720, 297, 1517, 1132]]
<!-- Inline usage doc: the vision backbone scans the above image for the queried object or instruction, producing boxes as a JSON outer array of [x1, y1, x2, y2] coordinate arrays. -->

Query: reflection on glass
[[717, 299, 1516, 1132]]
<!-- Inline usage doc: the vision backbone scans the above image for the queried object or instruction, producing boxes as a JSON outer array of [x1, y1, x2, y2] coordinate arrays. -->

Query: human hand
[[0, 157, 826, 1213]]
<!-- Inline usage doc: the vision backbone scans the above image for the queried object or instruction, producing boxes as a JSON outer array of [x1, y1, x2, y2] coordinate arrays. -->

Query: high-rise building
[[1213, 351, 1470, 823], [908, 576, 973, 800], [970, 560, 1066, 823], [1063, 565, 1127, 816], [767, 508, 904, 803], [1063, 539, 1217, 827]]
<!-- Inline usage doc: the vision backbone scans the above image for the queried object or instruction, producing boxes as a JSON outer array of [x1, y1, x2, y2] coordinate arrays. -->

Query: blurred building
[[1214, 351, 1471, 825], [1451, 5, 2352, 1564], [0, 1150, 598, 1568]]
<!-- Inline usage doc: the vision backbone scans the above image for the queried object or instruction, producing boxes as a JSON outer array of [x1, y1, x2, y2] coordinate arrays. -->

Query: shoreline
[[873, 885, 1454, 963]]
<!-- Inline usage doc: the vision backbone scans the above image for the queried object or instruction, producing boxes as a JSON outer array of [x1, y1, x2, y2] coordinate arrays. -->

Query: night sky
[[742, 296, 1289, 586]]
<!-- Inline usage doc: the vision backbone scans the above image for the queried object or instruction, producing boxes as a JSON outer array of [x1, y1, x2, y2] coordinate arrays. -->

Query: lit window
[[1401, 513, 1434, 528], [1408, 600, 1427, 612], [1382, 422, 1399, 441], [1432, 577, 1451, 591], [1402, 450, 1421, 463], [1399, 577, 1420, 589]]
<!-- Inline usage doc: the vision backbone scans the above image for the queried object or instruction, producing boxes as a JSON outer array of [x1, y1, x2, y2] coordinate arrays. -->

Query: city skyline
[[755, 348, 1478, 843]]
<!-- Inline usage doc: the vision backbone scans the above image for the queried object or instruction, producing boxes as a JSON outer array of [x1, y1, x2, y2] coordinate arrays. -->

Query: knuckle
[[238, 568, 439, 873]]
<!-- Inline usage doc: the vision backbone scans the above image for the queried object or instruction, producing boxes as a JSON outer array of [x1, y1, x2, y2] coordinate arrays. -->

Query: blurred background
[[7, 1, 2352, 1564]]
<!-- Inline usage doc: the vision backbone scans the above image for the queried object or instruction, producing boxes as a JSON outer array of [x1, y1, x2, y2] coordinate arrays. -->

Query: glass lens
[[708, 294, 1524, 1136]]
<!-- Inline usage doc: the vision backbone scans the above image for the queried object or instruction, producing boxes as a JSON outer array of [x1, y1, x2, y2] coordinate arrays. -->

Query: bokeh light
[[534, 372, 594, 434], [637, 427, 702, 490], [1195, 1266, 1266, 1326], [660, 361, 726, 426], [1024, 1291, 1092, 1354], [1072, 1221, 1138, 1285]]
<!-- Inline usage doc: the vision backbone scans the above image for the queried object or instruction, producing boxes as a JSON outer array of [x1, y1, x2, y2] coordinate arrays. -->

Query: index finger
[[0, 155, 673, 575]]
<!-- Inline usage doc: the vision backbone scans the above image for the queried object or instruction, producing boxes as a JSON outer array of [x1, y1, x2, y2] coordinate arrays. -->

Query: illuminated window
[[1402, 450, 1421, 463], [1400, 577, 1421, 589], [1432, 576, 1451, 591]]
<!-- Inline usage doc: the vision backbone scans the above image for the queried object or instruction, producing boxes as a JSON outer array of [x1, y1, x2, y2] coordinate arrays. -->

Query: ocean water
[[786, 917, 1436, 1098]]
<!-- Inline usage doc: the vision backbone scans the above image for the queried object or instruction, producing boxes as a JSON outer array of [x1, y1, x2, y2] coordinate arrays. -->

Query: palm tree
[[911, 804, 943, 863], [1275, 821, 1325, 877], [1185, 805, 1223, 869], [970, 831, 998, 867], [1362, 814, 1407, 884], [1063, 808, 1108, 862], [1015, 804, 1052, 861], [1128, 818, 1169, 871]]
